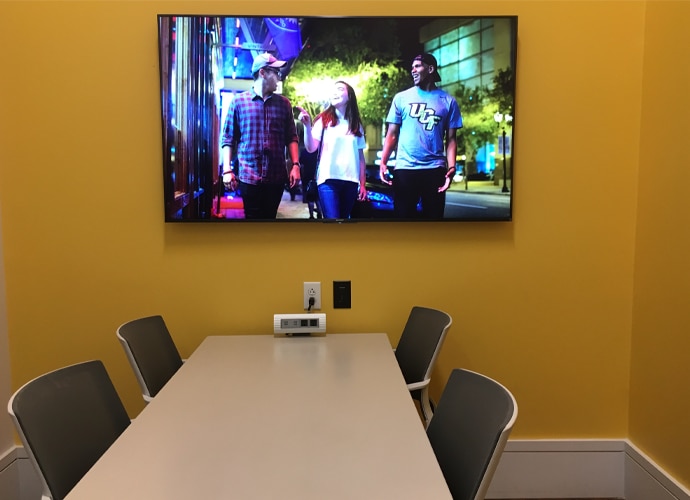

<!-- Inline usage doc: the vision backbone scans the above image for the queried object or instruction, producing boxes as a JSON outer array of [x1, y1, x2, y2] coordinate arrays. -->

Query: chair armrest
[[407, 379, 430, 392]]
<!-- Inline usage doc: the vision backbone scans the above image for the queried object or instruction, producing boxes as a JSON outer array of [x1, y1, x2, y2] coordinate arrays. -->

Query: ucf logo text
[[408, 103, 442, 131]]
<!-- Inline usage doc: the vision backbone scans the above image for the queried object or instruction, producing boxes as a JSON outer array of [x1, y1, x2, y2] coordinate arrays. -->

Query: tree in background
[[284, 61, 408, 128], [486, 68, 515, 118], [454, 68, 515, 189], [486, 68, 515, 187], [455, 84, 494, 186], [282, 18, 412, 128]]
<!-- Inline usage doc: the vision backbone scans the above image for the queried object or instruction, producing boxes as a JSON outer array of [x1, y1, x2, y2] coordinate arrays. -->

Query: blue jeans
[[317, 179, 359, 219]]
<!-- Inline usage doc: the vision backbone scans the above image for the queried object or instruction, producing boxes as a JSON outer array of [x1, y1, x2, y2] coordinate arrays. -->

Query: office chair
[[116, 315, 183, 403], [7, 360, 131, 500], [426, 368, 518, 500], [393, 306, 452, 427]]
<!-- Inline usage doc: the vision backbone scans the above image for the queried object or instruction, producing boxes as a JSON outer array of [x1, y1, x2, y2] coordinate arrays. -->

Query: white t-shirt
[[312, 118, 366, 185]]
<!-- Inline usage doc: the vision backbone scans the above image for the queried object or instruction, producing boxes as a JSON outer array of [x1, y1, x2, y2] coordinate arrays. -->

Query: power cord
[[308, 296, 315, 311]]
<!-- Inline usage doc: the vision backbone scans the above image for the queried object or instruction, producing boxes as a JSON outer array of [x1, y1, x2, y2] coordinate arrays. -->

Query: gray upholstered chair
[[394, 306, 452, 426], [116, 315, 184, 403], [7, 360, 130, 500], [426, 368, 518, 500]]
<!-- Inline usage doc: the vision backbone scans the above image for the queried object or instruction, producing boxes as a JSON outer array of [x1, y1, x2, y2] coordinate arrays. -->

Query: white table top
[[66, 334, 452, 499]]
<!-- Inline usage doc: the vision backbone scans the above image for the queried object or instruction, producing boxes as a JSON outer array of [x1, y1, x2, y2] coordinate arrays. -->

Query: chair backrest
[[394, 306, 452, 386], [426, 368, 518, 500], [7, 360, 130, 500], [116, 315, 183, 402]]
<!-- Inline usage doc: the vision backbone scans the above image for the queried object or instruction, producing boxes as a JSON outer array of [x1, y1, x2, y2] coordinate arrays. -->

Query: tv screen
[[158, 15, 517, 222]]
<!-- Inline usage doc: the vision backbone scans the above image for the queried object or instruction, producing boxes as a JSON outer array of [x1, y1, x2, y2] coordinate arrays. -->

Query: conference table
[[65, 333, 452, 499]]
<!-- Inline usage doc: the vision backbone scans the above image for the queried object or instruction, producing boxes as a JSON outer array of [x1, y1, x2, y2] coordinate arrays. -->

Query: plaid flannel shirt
[[221, 89, 298, 185]]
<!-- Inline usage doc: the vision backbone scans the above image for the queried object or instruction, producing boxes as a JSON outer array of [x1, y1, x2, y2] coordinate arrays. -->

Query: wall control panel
[[274, 313, 326, 336]]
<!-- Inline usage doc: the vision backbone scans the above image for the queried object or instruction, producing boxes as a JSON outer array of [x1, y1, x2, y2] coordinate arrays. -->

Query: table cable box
[[274, 313, 326, 336]]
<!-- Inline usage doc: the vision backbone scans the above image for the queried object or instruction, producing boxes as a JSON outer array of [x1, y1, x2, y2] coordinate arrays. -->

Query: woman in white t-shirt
[[297, 81, 367, 219]]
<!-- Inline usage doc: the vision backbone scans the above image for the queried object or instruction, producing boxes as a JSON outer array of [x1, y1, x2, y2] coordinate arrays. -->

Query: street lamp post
[[493, 112, 512, 193], [500, 128, 509, 193]]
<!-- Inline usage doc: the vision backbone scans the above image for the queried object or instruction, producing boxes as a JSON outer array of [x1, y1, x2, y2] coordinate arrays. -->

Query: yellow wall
[[0, 0, 685, 489], [0, 208, 12, 453], [631, 0, 690, 487]]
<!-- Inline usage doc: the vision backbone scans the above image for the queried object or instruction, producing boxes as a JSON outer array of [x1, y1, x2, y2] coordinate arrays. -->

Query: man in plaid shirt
[[221, 53, 301, 219]]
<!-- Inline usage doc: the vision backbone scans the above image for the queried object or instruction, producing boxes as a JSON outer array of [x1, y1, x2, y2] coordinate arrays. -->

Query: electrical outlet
[[274, 313, 327, 336], [303, 282, 321, 310]]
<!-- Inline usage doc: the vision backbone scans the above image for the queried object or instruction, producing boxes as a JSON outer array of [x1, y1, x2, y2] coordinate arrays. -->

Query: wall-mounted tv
[[158, 15, 517, 222]]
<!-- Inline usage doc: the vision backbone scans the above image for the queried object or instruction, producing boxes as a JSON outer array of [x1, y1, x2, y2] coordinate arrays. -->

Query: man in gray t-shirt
[[379, 53, 463, 219]]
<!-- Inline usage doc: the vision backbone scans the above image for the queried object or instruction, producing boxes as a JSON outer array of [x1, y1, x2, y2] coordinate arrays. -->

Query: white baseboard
[[2, 440, 689, 500], [625, 441, 690, 500], [486, 439, 690, 499], [0, 445, 24, 470], [0, 447, 23, 500], [0, 446, 41, 500]]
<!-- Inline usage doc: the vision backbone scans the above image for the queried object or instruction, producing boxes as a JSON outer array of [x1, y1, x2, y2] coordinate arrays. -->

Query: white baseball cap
[[251, 53, 287, 74]]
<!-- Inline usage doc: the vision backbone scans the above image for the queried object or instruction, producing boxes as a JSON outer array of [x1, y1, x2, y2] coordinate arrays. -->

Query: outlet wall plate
[[274, 313, 326, 336], [303, 281, 321, 310]]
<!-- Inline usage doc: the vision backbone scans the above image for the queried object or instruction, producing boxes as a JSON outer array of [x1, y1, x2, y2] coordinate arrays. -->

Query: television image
[[158, 15, 517, 222]]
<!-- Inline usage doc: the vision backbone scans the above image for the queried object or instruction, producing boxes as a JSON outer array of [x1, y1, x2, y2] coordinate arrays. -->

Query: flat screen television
[[158, 15, 517, 222]]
